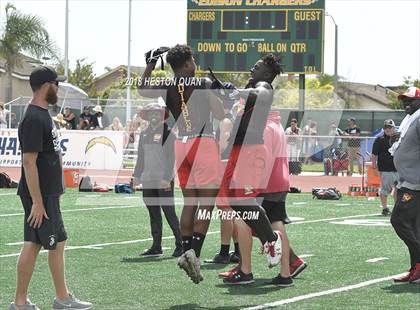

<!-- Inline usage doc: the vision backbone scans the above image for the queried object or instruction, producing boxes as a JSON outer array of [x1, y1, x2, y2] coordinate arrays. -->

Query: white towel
[[389, 109, 420, 155]]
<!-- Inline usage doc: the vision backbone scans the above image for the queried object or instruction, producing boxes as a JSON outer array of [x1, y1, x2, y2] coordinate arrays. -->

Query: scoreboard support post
[[299, 74, 305, 112]]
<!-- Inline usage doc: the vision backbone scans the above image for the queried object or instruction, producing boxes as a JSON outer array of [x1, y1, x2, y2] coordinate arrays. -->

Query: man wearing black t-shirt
[[372, 119, 399, 216], [10, 66, 91, 310]]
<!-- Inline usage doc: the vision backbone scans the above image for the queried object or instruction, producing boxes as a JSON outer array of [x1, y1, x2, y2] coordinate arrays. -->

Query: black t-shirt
[[17, 105, 64, 197], [345, 126, 361, 147], [372, 134, 397, 172], [165, 78, 213, 137], [231, 81, 273, 145]]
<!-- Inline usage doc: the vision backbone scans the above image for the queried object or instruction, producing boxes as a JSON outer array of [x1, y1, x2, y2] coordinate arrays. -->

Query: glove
[[223, 82, 236, 90], [145, 47, 170, 69]]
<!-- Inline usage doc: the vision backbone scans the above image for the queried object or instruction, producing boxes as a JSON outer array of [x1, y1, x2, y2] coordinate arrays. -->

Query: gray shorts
[[380, 172, 399, 195]]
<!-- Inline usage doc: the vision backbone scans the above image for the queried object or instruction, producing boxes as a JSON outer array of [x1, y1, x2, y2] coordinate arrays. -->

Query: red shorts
[[217, 144, 269, 208], [175, 137, 220, 189]]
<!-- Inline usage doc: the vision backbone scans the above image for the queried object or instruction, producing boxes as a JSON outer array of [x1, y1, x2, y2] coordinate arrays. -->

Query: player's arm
[[204, 78, 225, 120], [133, 134, 144, 178], [162, 129, 176, 187], [138, 48, 169, 98], [371, 139, 379, 170], [237, 81, 273, 104]]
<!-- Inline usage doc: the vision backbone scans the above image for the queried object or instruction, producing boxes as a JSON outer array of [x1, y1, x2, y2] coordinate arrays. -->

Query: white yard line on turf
[[0, 213, 381, 257], [366, 257, 389, 263], [0, 193, 15, 196], [0, 231, 220, 258], [299, 254, 314, 258], [242, 273, 406, 310], [291, 213, 380, 225], [0, 205, 139, 217]]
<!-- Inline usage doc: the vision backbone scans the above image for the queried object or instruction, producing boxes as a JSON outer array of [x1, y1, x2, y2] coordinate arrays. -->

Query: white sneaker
[[53, 293, 92, 309], [265, 231, 282, 268]]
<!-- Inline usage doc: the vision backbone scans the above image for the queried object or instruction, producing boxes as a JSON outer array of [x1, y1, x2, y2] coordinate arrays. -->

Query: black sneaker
[[172, 246, 183, 258], [271, 274, 294, 287], [140, 248, 163, 257], [223, 270, 254, 285], [229, 252, 240, 264], [204, 253, 230, 264], [382, 208, 391, 216]]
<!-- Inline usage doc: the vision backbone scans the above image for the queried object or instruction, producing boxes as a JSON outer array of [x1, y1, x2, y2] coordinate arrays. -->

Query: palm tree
[[0, 3, 57, 102]]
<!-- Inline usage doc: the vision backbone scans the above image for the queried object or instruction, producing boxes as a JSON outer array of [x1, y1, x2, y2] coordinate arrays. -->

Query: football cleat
[[409, 263, 420, 284], [184, 249, 203, 284], [290, 257, 308, 278], [140, 248, 163, 257], [394, 268, 415, 283], [223, 270, 254, 285], [204, 253, 230, 264], [265, 231, 282, 268], [271, 274, 294, 287], [218, 265, 240, 279]]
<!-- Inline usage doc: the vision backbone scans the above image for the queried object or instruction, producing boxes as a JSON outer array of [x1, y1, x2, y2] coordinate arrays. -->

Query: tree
[[0, 3, 57, 102], [56, 58, 97, 97]]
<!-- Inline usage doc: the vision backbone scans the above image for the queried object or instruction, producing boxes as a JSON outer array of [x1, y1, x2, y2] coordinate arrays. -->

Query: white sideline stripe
[[291, 213, 380, 225], [292, 202, 307, 205], [242, 273, 406, 310], [0, 205, 138, 218], [0, 231, 220, 258], [366, 257, 389, 263], [299, 254, 314, 258], [0, 193, 15, 196]]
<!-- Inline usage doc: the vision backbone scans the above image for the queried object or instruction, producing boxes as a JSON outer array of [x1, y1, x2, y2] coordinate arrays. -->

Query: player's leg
[[223, 219, 254, 284], [14, 242, 42, 306], [143, 188, 164, 254], [379, 172, 392, 215], [160, 183, 183, 257], [48, 241, 70, 300], [391, 188, 420, 282], [180, 188, 198, 252]]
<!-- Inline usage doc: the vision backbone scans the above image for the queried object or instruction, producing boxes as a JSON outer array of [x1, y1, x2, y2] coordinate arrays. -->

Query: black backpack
[[79, 176, 93, 192], [312, 187, 342, 200], [0, 172, 18, 188]]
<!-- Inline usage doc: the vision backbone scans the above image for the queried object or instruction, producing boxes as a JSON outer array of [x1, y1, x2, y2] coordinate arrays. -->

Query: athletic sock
[[220, 244, 230, 257], [182, 236, 192, 253], [234, 242, 240, 256], [191, 233, 206, 258]]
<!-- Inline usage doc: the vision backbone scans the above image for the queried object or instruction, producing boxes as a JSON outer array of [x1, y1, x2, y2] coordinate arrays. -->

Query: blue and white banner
[[0, 130, 124, 170]]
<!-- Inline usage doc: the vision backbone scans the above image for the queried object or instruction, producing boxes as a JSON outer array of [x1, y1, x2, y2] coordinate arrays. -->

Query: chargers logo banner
[[0, 130, 124, 170]]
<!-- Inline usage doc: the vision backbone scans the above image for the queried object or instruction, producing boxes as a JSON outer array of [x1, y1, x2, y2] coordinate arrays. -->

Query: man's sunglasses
[[402, 98, 414, 105]]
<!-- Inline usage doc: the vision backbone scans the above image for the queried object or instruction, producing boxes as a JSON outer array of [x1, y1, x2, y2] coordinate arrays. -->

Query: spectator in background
[[52, 113, 68, 130], [63, 107, 76, 129], [108, 117, 124, 131], [372, 119, 398, 216], [125, 120, 135, 149], [0, 103, 7, 129], [302, 119, 317, 164], [9, 112, 18, 129], [344, 117, 362, 175], [79, 106, 94, 130], [92, 105, 109, 130], [285, 118, 301, 162]]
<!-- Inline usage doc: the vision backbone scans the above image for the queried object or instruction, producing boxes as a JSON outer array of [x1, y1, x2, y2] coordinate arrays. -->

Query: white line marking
[[6, 242, 24, 246], [299, 254, 314, 258], [0, 205, 138, 218], [0, 231, 220, 258], [242, 273, 406, 310], [0, 193, 15, 196], [292, 202, 307, 205], [291, 213, 380, 225], [335, 203, 351, 206], [289, 217, 305, 222], [366, 257, 389, 263]]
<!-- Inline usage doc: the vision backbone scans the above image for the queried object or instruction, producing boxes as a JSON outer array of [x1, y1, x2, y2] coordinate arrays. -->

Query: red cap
[[398, 87, 420, 100]]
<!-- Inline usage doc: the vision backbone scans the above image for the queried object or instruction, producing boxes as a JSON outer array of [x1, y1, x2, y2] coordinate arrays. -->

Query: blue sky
[[1, 0, 419, 86]]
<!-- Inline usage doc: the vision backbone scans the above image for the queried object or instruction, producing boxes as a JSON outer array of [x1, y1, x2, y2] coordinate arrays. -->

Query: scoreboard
[[187, 0, 325, 74]]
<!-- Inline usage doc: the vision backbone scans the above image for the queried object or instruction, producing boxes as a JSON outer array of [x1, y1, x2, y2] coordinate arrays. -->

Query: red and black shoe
[[223, 270, 254, 285], [393, 268, 415, 283], [409, 263, 420, 284], [290, 257, 307, 278], [218, 265, 240, 279]]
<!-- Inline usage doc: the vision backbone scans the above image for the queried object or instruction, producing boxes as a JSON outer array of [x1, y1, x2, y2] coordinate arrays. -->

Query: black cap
[[29, 66, 66, 89]]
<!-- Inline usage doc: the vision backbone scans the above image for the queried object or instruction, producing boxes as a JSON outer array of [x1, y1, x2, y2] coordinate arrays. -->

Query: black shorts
[[20, 195, 67, 250], [258, 192, 291, 224]]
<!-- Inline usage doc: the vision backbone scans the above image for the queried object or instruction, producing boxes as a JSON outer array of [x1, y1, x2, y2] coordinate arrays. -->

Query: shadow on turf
[[120, 256, 175, 263], [201, 263, 232, 271], [165, 303, 251, 310], [382, 283, 420, 294], [215, 278, 288, 295]]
